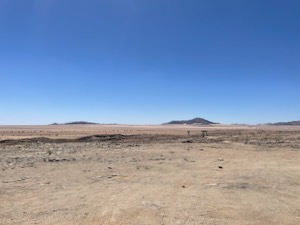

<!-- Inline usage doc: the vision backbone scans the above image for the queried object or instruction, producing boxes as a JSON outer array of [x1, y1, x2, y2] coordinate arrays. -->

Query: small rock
[[218, 158, 224, 161], [142, 201, 160, 210], [218, 166, 223, 169]]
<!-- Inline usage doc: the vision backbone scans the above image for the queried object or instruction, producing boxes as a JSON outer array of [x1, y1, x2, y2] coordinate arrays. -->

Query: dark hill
[[269, 120, 300, 126], [164, 117, 217, 125]]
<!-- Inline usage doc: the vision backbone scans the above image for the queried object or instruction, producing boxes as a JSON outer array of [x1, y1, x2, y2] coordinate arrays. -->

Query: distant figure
[[187, 130, 190, 136]]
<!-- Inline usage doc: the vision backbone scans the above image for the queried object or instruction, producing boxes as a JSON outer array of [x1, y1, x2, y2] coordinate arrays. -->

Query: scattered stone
[[218, 158, 224, 161], [142, 201, 161, 210], [182, 185, 186, 188], [149, 157, 165, 161], [17, 176, 29, 182], [48, 159, 56, 162], [218, 166, 223, 169]]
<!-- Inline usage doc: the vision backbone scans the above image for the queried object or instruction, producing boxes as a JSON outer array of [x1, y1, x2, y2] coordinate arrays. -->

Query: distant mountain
[[51, 121, 98, 125], [269, 120, 300, 126], [163, 117, 217, 125]]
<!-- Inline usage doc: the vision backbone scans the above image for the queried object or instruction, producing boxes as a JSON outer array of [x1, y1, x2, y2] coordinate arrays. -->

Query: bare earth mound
[[0, 125, 300, 225]]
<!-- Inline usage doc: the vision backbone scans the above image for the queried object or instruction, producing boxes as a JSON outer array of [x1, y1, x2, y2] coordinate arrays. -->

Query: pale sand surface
[[1, 125, 300, 224]]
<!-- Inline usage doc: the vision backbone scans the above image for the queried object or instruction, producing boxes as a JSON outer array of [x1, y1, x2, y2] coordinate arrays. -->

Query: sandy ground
[[1, 125, 300, 225]]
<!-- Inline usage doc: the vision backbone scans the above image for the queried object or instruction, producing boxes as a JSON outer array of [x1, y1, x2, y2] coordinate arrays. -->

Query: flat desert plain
[[0, 124, 300, 225]]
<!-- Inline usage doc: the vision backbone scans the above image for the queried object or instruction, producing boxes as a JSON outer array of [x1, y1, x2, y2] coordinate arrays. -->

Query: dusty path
[[1, 126, 300, 224]]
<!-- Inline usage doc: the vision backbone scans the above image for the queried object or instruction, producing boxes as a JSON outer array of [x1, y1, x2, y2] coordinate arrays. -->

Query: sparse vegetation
[[0, 125, 300, 225]]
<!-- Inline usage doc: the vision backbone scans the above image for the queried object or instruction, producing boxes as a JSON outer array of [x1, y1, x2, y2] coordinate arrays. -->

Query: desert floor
[[0, 125, 300, 225]]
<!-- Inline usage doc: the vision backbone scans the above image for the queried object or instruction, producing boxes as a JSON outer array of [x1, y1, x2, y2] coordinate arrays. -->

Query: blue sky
[[0, 0, 299, 125]]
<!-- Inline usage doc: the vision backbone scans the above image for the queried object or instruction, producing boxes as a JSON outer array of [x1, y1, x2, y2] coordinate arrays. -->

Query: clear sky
[[0, 0, 299, 125]]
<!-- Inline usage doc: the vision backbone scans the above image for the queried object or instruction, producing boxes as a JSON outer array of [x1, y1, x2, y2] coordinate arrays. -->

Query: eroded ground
[[0, 125, 300, 225]]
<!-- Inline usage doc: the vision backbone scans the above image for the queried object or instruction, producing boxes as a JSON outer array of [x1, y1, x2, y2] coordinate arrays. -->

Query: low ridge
[[269, 120, 300, 126], [51, 121, 98, 125]]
